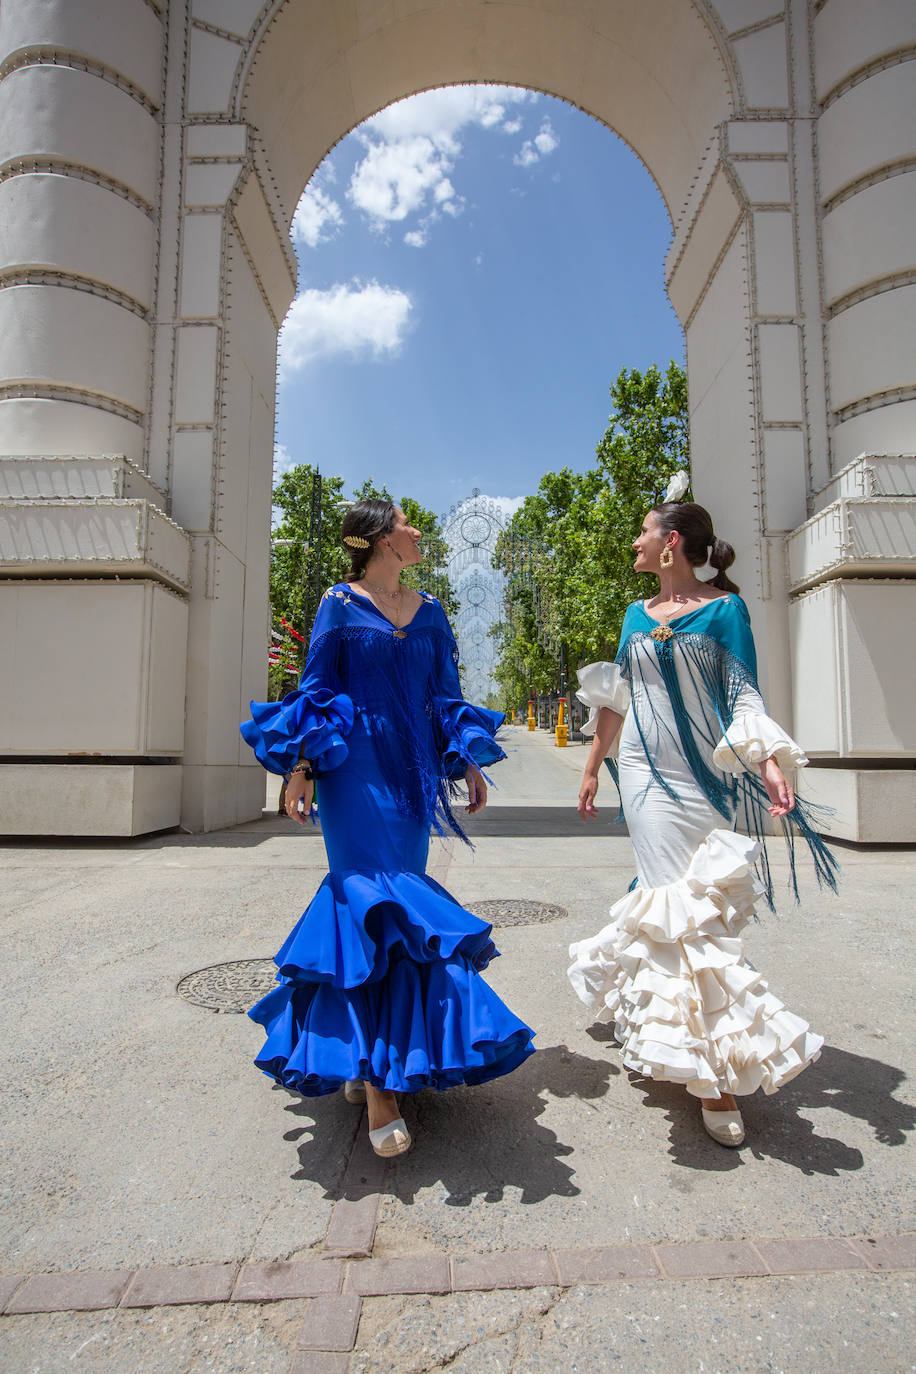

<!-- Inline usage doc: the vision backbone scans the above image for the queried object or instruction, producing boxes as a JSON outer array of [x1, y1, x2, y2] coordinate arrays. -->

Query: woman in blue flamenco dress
[[568, 488, 837, 1149], [240, 499, 535, 1158]]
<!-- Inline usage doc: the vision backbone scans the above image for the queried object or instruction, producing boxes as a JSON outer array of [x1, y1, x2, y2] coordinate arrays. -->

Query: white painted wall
[[0, 0, 913, 836]]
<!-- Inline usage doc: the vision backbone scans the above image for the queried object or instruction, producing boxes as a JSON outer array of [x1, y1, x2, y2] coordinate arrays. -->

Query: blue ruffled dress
[[240, 584, 535, 1097]]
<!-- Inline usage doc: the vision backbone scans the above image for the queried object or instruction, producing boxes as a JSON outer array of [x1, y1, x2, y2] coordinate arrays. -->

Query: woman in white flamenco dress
[[568, 490, 837, 1147]]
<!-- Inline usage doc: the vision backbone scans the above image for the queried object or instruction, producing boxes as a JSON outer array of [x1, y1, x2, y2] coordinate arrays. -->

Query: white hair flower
[[663, 469, 689, 502]]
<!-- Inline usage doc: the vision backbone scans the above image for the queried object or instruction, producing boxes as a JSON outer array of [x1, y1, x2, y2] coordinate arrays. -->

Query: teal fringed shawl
[[615, 596, 838, 907]]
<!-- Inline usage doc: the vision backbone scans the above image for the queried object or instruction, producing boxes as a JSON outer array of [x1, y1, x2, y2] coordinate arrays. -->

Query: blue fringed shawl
[[241, 586, 504, 844]]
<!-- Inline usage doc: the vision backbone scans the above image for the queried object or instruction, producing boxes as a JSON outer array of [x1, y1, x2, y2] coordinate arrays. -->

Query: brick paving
[[2, 1232, 912, 1319], [2, 971, 913, 1373], [296, 1295, 362, 1351], [3, 1117, 910, 1372]]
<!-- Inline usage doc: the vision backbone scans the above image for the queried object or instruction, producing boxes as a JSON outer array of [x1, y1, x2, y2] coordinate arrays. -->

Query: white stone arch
[[1, 1, 914, 839]]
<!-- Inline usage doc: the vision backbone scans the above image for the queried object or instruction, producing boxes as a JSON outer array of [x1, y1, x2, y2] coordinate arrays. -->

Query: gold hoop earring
[[660, 546, 674, 568]]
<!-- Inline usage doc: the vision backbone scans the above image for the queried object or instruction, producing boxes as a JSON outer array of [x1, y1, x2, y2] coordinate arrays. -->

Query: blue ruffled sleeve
[[240, 591, 355, 777], [430, 604, 506, 781]]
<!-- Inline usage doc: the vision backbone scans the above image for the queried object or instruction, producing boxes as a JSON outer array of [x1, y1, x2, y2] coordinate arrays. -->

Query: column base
[[0, 763, 181, 836], [179, 764, 266, 832], [800, 766, 916, 844]]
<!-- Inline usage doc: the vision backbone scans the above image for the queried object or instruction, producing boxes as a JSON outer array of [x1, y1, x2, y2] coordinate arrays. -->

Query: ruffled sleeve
[[430, 606, 506, 780], [239, 590, 355, 776], [575, 661, 631, 739], [713, 710, 808, 776]]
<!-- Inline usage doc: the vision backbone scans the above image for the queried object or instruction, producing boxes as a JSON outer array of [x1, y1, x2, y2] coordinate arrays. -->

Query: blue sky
[[275, 87, 684, 521]]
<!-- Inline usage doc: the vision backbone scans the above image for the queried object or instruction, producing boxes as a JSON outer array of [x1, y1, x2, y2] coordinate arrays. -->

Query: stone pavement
[[1, 726, 913, 1372]]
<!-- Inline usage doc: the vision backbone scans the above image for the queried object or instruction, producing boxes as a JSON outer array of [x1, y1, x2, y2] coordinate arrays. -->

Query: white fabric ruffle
[[567, 829, 823, 1099], [576, 661, 630, 741], [713, 711, 808, 777]]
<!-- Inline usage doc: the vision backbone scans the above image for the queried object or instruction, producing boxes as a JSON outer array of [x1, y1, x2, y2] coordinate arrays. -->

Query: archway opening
[[271, 83, 689, 686]]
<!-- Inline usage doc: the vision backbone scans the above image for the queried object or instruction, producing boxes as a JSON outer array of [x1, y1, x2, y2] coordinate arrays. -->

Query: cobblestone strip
[[1, 1234, 913, 1317], [322, 1113, 387, 1259]]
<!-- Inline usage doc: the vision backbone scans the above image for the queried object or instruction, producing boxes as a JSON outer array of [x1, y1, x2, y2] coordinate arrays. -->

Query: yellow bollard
[[527, 699, 536, 731], [555, 697, 568, 747]]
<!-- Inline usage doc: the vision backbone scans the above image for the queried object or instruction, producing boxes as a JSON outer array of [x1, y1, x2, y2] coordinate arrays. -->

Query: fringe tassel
[[615, 629, 840, 909]]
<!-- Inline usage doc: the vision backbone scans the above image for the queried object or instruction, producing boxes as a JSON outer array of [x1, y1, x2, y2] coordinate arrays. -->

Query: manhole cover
[[471, 899, 568, 927], [176, 958, 277, 1013]]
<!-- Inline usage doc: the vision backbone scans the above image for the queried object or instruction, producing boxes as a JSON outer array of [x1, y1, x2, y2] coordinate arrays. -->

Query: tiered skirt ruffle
[[250, 870, 535, 1096], [567, 829, 822, 1099]]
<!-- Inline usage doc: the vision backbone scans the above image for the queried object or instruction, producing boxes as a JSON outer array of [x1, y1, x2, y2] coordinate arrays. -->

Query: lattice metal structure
[[439, 491, 507, 704]]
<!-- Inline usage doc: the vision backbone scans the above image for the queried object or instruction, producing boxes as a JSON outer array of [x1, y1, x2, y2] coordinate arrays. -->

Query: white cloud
[[535, 121, 559, 155], [346, 86, 534, 236], [292, 185, 344, 248], [513, 142, 539, 167], [366, 87, 532, 143], [273, 443, 295, 478], [278, 279, 413, 376], [514, 118, 559, 167], [502, 118, 523, 135], [348, 134, 459, 227], [490, 495, 527, 522], [404, 228, 427, 248]]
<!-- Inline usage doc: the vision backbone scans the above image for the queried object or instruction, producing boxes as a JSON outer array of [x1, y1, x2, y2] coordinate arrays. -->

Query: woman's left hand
[[760, 757, 794, 817], [465, 765, 487, 814]]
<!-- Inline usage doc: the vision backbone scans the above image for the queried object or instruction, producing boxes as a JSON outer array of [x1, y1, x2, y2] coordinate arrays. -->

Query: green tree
[[591, 360, 689, 644], [491, 361, 688, 707], [348, 481, 457, 617], [268, 469, 458, 696], [269, 465, 347, 696]]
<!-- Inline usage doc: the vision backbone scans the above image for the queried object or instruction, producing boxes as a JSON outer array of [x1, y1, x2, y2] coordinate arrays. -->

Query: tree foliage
[[492, 361, 689, 711], [267, 468, 456, 695]]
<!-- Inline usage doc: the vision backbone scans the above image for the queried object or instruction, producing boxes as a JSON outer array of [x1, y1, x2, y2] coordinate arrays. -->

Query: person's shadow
[[282, 1044, 617, 1205], [608, 1038, 915, 1175]]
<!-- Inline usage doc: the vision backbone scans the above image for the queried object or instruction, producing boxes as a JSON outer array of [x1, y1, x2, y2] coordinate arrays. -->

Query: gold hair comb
[[342, 534, 370, 549]]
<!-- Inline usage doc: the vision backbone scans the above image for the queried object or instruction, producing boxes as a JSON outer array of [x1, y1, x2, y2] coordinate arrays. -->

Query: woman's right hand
[[284, 772, 314, 826], [578, 772, 599, 822]]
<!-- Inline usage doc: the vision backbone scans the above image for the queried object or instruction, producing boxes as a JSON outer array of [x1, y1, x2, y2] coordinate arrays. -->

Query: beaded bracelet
[[284, 760, 314, 784]]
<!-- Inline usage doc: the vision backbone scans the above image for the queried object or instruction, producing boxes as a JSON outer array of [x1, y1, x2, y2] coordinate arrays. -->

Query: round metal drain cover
[[176, 958, 277, 1013], [472, 899, 568, 927]]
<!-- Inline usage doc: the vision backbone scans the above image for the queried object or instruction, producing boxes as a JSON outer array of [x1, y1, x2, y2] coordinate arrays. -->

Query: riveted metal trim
[[0, 159, 154, 217], [0, 269, 149, 320], [0, 384, 144, 426], [833, 386, 916, 427], [0, 48, 160, 115], [819, 47, 916, 113]]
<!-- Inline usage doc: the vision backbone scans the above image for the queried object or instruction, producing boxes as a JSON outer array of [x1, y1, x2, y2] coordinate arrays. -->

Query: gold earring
[[660, 546, 674, 568]]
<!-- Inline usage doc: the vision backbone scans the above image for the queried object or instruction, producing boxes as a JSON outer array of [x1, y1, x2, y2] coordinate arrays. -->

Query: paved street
[[1, 726, 913, 1372]]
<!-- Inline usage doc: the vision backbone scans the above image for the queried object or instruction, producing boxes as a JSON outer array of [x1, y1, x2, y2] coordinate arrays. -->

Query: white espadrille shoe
[[701, 1107, 745, 1147], [368, 1117, 412, 1157]]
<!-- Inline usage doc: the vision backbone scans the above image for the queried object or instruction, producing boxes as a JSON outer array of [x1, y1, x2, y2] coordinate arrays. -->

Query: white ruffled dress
[[567, 597, 824, 1100]]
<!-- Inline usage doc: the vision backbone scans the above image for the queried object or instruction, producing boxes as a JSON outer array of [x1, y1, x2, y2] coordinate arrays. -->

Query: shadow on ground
[[465, 806, 629, 838], [280, 1045, 618, 1207], [620, 1043, 916, 1176]]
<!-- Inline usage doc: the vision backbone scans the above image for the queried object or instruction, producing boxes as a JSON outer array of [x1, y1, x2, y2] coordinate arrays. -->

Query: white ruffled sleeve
[[575, 661, 630, 740], [713, 710, 809, 776]]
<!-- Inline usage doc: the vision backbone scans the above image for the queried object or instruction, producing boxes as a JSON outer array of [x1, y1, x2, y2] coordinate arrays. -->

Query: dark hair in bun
[[341, 499, 396, 580], [649, 500, 740, 594]]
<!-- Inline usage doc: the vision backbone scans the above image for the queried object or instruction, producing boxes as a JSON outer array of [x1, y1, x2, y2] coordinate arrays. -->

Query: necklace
[[363, 580, 407, 639], [363, 580, 402, 599]]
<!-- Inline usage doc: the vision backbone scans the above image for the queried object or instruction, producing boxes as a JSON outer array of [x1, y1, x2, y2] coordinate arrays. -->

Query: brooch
[[650, 623, 674, 642]]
